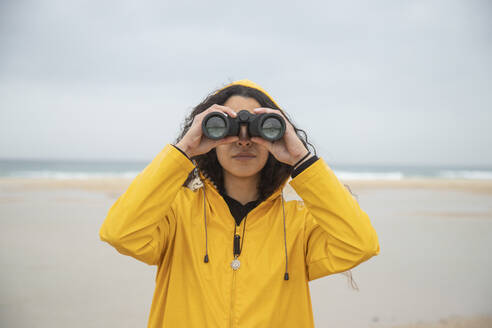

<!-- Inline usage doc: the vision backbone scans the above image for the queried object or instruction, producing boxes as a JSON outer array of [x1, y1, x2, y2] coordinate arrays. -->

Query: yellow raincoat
[[99, 144, 380, 327]]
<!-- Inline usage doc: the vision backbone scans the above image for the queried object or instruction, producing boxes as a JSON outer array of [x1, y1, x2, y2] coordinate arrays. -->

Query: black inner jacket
[[221, 194, 261, 226]]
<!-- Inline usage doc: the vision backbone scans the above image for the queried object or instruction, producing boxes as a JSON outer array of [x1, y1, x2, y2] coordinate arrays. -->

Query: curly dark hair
[[175, 84, 317, 201]]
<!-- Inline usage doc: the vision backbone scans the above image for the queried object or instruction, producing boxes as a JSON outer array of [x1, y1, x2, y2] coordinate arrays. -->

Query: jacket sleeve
[[99, 144, 195, 265], [289, 158, 380, 281]]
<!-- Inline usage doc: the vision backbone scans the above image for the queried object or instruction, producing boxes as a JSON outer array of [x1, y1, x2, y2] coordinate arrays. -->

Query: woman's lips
[[232, 153, 256, 160]]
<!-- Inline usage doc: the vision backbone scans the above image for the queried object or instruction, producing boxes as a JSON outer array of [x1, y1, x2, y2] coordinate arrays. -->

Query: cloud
[[1, 0, 491, 165]]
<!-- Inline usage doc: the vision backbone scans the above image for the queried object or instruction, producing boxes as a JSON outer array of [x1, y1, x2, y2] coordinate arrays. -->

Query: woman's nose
[[236, 125, 251, 147]]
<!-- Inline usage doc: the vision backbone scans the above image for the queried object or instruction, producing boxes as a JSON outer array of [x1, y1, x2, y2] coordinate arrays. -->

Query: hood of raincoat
[[215, 79, 281, 108], [99, 80, 380, 327]]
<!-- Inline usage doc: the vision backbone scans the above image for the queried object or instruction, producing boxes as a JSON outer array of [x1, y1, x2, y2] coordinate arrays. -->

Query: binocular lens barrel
[[202, 110, 285, 142], [261, 117, 283, 140], [204, 116, 228, 139]]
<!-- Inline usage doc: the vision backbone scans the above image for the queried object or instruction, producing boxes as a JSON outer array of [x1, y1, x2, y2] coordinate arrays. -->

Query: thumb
[[215, 136, 239, 146], [251, 137, 272, 151]]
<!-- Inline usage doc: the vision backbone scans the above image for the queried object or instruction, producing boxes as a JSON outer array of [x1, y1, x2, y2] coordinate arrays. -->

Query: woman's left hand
[[251, 108, 311, 167]]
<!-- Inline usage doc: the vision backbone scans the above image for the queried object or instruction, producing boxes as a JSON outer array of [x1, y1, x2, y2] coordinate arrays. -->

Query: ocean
[[1, 159, 491, 180]]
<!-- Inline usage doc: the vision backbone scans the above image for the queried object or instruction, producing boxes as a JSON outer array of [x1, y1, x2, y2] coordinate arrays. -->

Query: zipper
[[229, 268, 237, 328], [229, 223, 241, 328]]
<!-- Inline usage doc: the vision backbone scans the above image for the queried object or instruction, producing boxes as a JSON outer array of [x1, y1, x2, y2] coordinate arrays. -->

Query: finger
[[196, 105, 235, 123], [253, 107, 285, 115], [253, 107, 277, 114], [211, 104, 237, 118], [253, 107, 289, 123], [194, 110, 212, 125]]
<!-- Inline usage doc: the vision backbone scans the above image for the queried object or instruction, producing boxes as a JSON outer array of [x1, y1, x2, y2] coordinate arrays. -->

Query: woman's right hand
[[175, 104, 239, 158]]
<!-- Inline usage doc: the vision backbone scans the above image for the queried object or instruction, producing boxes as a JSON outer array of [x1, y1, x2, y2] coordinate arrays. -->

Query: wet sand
[[0, 177, 491, 327]]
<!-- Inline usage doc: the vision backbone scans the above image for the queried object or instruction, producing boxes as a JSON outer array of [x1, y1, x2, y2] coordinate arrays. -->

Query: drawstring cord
[[203, 187, 209, 263], [281, 191, 289, 281]]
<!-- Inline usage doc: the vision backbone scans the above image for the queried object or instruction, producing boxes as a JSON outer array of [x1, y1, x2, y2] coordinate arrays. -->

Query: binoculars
[[202, 110, 286, 142]]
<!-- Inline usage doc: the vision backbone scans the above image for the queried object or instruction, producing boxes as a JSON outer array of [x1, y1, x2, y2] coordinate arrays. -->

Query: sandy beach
[[1, 177, 491, 327]]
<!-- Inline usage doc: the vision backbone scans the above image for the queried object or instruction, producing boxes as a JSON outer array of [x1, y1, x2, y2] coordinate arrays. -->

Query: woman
[[99, 79, 380, 327]]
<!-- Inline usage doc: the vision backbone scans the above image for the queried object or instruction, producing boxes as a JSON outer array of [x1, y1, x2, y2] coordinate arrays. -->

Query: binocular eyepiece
[[202, 110, 286, 142]]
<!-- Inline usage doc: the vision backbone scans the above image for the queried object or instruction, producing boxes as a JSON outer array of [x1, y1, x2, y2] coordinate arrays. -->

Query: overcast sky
[[1, 0, 491, 166]]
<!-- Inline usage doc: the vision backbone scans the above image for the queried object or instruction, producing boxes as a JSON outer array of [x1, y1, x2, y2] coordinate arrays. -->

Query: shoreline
[[1, 177, 492, 195]]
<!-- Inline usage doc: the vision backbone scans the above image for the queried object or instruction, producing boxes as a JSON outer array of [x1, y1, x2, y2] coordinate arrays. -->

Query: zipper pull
[[233, 234, 241, 256], [231, 255, 241, 270]]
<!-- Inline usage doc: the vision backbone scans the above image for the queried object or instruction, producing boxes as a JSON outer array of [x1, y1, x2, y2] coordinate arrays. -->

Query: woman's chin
[[226, 166, 262, 178]]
